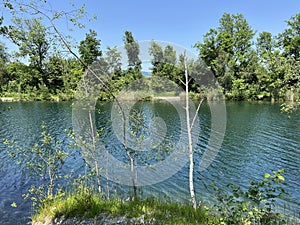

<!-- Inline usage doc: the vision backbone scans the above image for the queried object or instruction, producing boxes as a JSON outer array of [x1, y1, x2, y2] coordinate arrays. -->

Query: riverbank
[[32, 195, 215, 225], [31, 169, 300, 225], [32, 193, 300, 225], [1, 88, 297, 103]]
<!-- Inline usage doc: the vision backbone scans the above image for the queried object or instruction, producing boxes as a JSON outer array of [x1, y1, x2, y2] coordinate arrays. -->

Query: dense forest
[[0, 5, 299, 104]]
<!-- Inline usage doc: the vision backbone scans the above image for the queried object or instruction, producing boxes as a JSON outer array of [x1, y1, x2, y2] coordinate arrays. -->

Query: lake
[[0, 101, 299, 224]]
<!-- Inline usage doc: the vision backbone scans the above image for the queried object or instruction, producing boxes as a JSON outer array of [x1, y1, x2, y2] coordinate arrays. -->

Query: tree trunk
[[88, 109, 101, 194], [184, 51, 197, 209]]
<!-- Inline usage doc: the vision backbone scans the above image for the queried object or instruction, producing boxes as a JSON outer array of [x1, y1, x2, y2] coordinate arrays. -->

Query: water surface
[[0, 101, 299, 224]]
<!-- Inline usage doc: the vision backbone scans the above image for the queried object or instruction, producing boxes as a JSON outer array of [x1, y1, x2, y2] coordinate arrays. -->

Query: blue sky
[[1, 0, 300, 55], [81, 0, 299, 51]]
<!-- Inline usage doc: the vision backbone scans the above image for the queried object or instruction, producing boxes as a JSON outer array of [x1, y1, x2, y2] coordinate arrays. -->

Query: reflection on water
[[0, 101, 299, 224]]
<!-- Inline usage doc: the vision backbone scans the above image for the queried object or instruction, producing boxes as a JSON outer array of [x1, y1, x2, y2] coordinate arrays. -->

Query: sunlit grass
[[33, 188, 217, 225]]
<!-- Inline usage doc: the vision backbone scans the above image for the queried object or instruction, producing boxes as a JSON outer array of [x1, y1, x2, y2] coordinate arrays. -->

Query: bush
[[212, 169, 288, 225]]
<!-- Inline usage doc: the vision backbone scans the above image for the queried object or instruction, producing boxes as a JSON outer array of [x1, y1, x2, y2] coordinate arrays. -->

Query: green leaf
[[277, 175, 285, 182]]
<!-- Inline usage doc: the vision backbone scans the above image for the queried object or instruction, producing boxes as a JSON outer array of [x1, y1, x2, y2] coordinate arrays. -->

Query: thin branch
[[191, 98, 203, 130], [179, 78, 186, 86]]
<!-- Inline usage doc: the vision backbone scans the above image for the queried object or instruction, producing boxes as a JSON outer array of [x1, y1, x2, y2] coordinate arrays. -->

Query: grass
[[32, 188, 218, 225], [31, 172, 300, 225], [32, 189, 300, 225]]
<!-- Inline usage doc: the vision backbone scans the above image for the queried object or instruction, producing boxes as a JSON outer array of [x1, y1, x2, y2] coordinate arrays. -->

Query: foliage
[[0, 42, 9, 93], [194, 12, 300, 104], [195, 13, 256, 93], [149, 41, 182, 91], [78, 29, 102, 68], [31, 169, 300, 225], [123, 30, 142, 70], [8, 17, 50, 76], [3, 122, 71, 207], [278, 14, 300, 59], [212, 169, 289, 225], [0, 8, 299, 106]]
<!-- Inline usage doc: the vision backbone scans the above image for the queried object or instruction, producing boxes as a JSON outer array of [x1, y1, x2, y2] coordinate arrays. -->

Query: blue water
[[0, 101, 299, 224]]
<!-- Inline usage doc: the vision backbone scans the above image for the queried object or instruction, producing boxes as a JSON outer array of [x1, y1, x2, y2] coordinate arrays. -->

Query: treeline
[[0, 11, 299, 102]]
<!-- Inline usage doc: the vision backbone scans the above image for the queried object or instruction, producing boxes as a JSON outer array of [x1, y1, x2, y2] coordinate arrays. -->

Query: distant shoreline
[[0, 97, 15, 102]]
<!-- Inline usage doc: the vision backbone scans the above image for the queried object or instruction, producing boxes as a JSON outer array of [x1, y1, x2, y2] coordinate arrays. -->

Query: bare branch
[[191, 98, 203, 130], [179, 78, 186, 87]]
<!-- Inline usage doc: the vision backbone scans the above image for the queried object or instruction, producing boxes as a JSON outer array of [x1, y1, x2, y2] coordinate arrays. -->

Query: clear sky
[[80, 0, 300, 52], [1, 0, 300, 54]]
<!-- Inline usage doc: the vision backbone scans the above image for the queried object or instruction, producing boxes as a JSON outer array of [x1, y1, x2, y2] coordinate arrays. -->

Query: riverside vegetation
[[0, 2, 299, 109], [33, 171, 299, 225]]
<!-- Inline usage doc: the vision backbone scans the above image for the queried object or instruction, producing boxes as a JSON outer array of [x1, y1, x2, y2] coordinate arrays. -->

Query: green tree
[[149, 41, 180, 92], [278, 13, 300, 105], [0, 0, 89, 99], [162, 45, 178, 81], [256, 32, 280, 100], [195, 13, 256, 94], [0, 42, 9, 93], [6, 17, 50, 87], [123, 30, 141, 71], [5, 61, 33, 94], [98, 46, 123, 100], [164, 45, 176, 65], [149, 41, 164, 74], [4, 122, 70, 206], [105, 46, 122, 75], [63, 58, 83, 97], [257, 32, 275, 60], [78, 29, 102, 68], [45, 55, 65, 94], [278, 13, 300, 59]]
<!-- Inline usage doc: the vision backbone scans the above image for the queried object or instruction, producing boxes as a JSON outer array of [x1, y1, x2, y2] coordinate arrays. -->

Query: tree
[[0, 42, 9, 92], [0, 0, 90, 99], [195, 13, 256, 94], [98, 46, 123, 100], [164, 45, 176, 65], [45, 55, 65, 94], [256, 32, 281, 100], [78, 29, 102, 68], [149, 41, 164, 73], [5, 61, 36, 94], [182, 51, 203, 210], [257, 32, 275, 60], [63, 58, 83, 96], [277, 13, 300, 105], [149, 41, 181, 92], [105, 46, 122, 75], [122, 31, 142, 97], [123, 30, 141, 71], [278, 13, 300, 59], [6, 17, 50, 86], [4, 122, 70, 206]]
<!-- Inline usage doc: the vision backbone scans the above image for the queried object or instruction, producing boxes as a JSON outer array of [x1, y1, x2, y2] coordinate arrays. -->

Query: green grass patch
[[33, 188, 217, 225]]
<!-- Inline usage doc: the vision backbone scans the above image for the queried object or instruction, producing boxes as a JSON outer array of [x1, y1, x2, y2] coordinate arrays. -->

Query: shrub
[[212, 169, 287, 225]]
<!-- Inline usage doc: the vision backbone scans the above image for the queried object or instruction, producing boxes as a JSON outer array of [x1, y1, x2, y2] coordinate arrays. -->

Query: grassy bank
[[0, 92, 74, 102], [32, 189, 300, 225], [33, 191, 216, 225]]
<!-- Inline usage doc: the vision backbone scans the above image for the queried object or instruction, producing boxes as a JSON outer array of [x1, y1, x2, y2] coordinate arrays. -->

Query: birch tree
[[182, 51, 203, 209]]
